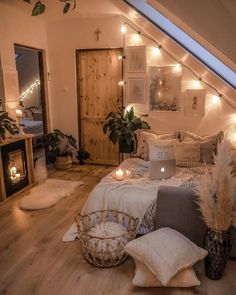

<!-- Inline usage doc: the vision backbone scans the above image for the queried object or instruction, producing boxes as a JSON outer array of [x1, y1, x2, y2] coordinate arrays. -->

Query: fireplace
[[0, 136, 35, 201], [1, 140, 29, 197]]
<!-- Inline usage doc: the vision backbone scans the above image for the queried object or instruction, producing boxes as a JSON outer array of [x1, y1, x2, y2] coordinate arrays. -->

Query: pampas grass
[[195, 139, 236, 231]]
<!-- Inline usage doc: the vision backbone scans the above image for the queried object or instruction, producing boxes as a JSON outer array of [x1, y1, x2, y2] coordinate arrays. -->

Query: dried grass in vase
[[195, 139, 236, 231], [195, 139, 236, 280]]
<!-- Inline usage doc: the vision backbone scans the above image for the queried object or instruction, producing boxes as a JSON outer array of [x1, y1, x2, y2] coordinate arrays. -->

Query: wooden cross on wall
[[95, 28, 101, 41]]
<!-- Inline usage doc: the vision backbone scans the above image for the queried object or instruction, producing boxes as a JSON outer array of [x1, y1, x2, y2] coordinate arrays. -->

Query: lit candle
[[15, 173, 21, 180], [10, 166, 17, 177], [115, 169, 124, 181], [16, 109, 22, 117]]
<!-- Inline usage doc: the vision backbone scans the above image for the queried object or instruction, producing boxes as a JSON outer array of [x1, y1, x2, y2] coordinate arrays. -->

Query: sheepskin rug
[[19, 179, 84, 210]]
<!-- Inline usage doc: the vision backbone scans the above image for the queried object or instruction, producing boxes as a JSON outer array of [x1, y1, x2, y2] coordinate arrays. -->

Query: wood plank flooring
[[0, 164, 235, 295]]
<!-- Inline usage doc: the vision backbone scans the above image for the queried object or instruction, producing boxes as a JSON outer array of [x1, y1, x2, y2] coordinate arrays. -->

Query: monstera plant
[[23, 0, 76, 16], [0, 111, 19, 142], [103, 107, 150, 153]]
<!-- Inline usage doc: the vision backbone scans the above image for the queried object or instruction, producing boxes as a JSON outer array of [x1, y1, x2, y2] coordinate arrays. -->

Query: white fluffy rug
[[19, 179, 84, 210]]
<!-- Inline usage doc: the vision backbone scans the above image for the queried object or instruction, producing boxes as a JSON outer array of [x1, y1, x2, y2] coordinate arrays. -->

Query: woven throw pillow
[[135, 130, 177, 160], [148, 138, 176, 161], [174, 141, 201, 163], [179, 130, 224, 155], [125, 227, 207, 286], [132, 260, 200, 287], [183, 136, 216, 164]]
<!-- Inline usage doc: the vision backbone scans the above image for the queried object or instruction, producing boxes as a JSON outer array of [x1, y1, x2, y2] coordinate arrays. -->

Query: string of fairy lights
[[118, 22, 236, 111], [19, 79, 40, 105]]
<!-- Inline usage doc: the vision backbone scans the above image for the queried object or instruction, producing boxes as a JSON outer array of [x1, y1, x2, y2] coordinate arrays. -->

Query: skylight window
[[124, 0, 236, 89]]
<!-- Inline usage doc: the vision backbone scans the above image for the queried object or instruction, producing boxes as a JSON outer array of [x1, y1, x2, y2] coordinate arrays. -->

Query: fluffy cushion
[[135, 130, 177, 160], [133, 260, 200, 287], [148, 138, 176, 161], [174, 141, 201, 164], [125, 227, 207, 286]]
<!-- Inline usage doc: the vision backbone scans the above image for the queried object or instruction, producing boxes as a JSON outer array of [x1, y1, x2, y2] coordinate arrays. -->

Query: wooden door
[[77, 49, 123, 165]]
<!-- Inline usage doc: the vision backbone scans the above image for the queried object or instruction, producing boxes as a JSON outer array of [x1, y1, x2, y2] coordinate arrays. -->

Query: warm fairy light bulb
[[193, 79, 201, 88], [152, 47, 161, 56], [211, 95, 221, 105], [120, 24, 126, 33], [175, 63, 181, 70], [118, 80, 125, 86]]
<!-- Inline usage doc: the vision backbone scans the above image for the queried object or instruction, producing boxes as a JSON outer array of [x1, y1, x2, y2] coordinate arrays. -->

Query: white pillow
[[174, 141, 201, 163], [125, 227, 207, 286], [148, 138, 177, 161], [133, 260, 200, 287], [135, 131, 177, 160]]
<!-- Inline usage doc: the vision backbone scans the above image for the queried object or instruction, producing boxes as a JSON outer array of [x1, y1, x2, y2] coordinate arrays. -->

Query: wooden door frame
[[14, 43, 50, 134], [75, 48, 124, 151]]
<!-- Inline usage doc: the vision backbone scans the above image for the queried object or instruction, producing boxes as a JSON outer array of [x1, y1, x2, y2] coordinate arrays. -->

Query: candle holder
[[112, 169, 131, 181]]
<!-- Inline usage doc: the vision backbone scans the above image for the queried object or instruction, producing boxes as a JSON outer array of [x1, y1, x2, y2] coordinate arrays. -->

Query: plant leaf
[[32, 1, 45, 16], [63, 3, 70, 14]]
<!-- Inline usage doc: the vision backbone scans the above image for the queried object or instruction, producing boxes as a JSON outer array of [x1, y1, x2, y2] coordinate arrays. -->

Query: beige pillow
[[125, 227, 207, 286], [148, 138, 177, 161], [174, 141, 201, 163], [135, 130, 177, 160], [133, 260, 200, 287]]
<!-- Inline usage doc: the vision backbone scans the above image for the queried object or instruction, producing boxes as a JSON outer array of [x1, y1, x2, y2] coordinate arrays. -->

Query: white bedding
[[82, 159, 191, 227]]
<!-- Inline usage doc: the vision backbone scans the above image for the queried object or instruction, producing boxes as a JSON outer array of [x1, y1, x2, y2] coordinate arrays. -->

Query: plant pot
[[77, 148, 90, 165], [55, 156, 72, 170], [119, 140, 134, 154], [204, 228, 232, 280]]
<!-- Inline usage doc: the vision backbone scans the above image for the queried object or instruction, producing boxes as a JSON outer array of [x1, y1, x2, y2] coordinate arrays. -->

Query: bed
[[23, 118, 44, 149], [63, 130, 222, 241], [82, 158, 213, 234]]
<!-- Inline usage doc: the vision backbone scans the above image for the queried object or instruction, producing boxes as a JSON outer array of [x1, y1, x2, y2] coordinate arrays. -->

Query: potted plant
[[103, 107, 150, 153], [0, 111, 19, 143], [44, 129, 77, 170], [195, 139, 236, 280]]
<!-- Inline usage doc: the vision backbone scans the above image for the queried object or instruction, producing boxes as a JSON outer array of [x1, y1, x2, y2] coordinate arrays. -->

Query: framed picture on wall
[[126, 46, 146, 73], [184, 89, 206, 117], [149, 66, 182, 111], [127, 77, 146, 103]]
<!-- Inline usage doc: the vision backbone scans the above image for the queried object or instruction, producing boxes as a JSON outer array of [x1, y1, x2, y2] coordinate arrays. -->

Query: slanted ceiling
[[147, 0, 236, 72]]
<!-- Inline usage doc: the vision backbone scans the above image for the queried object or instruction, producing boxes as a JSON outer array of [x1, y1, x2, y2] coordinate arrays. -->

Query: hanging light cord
[[123, 21, 236, 111]]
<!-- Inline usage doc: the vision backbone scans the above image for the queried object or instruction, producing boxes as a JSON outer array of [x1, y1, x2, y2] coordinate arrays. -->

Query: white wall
[[1, 3, 235, 147], [124, 30, 236, 144], [0, 3, 48, 117], [46, 16, 124, 140]]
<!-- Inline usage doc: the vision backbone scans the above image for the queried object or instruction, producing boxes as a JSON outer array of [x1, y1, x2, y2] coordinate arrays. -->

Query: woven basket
[[75, 210, 139, 268]]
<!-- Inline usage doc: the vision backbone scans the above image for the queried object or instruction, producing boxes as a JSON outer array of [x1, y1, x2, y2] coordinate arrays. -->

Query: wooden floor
[[0, 164, 236, 295]]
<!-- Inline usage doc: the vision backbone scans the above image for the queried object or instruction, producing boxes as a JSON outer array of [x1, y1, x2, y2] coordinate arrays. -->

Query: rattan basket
[[75, 210, 139, 268]]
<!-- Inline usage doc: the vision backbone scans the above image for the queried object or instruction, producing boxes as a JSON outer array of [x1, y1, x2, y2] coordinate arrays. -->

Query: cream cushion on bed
[[148, 138, 176, 161], [125, 227, 207, 286], [132, 260, 200, 287], [174, 141, 201, 163], [135, 130, 177, 160]]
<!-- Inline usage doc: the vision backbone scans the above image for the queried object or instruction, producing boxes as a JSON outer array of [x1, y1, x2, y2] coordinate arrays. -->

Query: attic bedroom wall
[[124, 28, 236, 143], [47, 15, 236, 147], [0, 3, 48, 118], [46, 16, 124, 141]]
